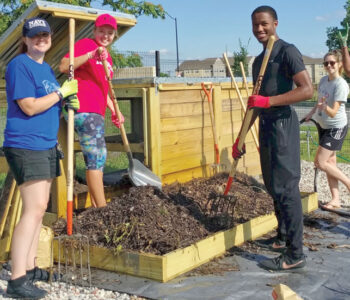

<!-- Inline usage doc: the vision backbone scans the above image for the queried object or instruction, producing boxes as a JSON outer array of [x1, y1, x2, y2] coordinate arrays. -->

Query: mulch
[[52, 172, 274, 255]]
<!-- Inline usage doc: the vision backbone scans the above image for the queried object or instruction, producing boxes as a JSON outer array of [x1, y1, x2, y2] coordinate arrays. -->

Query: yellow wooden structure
[[52, 192, 318, 282]]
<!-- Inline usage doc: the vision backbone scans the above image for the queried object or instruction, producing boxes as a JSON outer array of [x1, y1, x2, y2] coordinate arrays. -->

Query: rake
[[52, 18, 91, 288]]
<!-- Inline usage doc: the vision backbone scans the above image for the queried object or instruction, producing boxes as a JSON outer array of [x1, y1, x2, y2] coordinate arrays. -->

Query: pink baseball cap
[[95, 14, 117, 30]]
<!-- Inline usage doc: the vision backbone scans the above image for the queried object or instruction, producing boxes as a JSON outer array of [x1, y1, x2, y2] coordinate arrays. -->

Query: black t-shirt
[[252, 39, 306, 98]]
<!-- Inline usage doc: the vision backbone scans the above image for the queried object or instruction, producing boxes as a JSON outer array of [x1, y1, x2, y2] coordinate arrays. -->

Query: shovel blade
[[129, 159, 162, 189]]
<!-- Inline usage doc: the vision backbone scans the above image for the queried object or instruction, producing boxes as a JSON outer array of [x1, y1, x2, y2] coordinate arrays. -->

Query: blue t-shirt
[[4, 54, 61, 150]]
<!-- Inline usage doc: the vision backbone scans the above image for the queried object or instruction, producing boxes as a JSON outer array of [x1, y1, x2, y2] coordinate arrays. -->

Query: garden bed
[[52, 172, 318, 282]]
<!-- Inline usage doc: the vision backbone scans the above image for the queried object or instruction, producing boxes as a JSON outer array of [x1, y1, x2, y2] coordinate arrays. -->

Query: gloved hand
[[64, 95, 80, 111], [247, 95, 270, 109], [232, 137, 246, 159], [337, 23, 349, 48], [58, 79, 78, 99], [88, 47, 108, 61], [111, 112, 125, 129]]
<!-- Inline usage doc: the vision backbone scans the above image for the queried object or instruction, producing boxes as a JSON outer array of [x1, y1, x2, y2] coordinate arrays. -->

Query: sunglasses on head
[[323, 61, 336, 67]]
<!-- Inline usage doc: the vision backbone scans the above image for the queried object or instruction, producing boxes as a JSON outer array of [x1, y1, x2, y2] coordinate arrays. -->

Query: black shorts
[[3, 146, 61, 185], [319, 125, 348, 151]]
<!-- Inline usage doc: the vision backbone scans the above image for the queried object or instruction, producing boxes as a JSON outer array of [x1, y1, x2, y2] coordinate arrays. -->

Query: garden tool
[[53, 18, 91, 288], [201, 82, 220, 173], [240, 60, 260, 148], [299, 117, 321, 193], [223, 36, 275, 202], [223, 53, 259, 151], [0, 172, 16, 239], [99, 47, 162, 190]]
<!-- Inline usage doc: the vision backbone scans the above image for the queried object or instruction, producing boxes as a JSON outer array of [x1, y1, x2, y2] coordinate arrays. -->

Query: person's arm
[[107, 95, 115, 113], [59, 55, 89, 74], [341, 46, 350, 77], [17, 93, 61, 116], [16, 79, 78, 116], [320, 100, 341, 118], [269, 70, 314, 106], [337, 24, 350, 76], [59, 47, 108, 74]]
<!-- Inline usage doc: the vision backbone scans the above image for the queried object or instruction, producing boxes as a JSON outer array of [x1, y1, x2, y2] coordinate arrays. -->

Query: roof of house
[[302, 55, 323, 64], [178, 56, 255, 71]]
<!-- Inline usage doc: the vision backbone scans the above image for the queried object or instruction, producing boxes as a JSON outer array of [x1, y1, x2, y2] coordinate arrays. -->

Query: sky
[[99, 0, 348, 61]]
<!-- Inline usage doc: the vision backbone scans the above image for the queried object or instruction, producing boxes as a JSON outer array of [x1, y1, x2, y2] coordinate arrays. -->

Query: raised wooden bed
[[53, 192, 317, 282]]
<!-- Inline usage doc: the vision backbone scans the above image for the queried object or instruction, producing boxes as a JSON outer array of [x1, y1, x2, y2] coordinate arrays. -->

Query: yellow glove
[[57, 79, 78, 99]]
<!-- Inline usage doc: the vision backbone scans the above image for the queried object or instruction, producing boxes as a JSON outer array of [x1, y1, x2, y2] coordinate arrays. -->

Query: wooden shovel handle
[[222, 53, 259, 151], [99, 47, 133, 158], [67, 18, 75, 236], [201, 82, 220, 164], [224, 36, 275, 194]]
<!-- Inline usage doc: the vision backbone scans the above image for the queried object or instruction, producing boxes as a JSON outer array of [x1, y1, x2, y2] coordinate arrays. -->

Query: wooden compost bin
[[53, 192, 318, 282]]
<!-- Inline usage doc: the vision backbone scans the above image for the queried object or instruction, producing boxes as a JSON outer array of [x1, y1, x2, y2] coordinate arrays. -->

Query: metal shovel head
[[128, 158, 162, 189]]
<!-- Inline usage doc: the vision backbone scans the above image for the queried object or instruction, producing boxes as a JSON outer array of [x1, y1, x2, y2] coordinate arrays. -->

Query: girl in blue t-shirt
[[3, 17, 78, 299]]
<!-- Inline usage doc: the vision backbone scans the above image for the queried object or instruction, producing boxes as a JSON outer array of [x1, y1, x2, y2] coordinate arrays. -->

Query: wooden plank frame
[[53, 192, 318, 282]]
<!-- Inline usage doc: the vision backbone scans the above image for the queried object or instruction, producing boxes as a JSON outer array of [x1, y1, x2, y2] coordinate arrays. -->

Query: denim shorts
[[3, 146, 61, 185]]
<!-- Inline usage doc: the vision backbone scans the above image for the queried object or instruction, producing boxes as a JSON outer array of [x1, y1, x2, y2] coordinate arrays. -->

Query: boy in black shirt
[[232, 5, 313, 271]]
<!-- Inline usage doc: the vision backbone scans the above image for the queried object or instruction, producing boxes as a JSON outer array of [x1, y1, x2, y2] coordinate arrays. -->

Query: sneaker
[[259, 254, 306, 271], [27, 267, 60, 283], [254, 236, 287, 253], [6, 275, 48, 299]]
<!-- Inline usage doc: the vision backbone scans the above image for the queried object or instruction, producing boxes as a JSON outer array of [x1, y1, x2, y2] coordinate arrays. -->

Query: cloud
[[315, 10, 346, 22], [307, 51, 326, 58]]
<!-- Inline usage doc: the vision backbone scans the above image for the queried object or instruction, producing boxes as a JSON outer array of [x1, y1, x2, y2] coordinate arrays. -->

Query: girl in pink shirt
[[59, 14, 124, 207]]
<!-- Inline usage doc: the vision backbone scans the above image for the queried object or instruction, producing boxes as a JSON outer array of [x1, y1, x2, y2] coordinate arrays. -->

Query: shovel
[[201, 82, 220, 173], [99, 48, 162, 189]]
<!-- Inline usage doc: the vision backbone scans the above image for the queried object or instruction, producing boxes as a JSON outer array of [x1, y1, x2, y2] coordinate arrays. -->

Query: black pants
[[259, 107, 303, 259]]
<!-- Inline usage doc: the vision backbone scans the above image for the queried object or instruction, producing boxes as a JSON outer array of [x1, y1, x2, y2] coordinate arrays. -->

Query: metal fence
[[115, 50, 184, 77]]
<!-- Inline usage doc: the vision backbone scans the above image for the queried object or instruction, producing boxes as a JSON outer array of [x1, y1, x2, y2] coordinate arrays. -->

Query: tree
[[109, 50, 143, 68], [0, 0, 165, 36], [232, 39, 250, 77], [326, 0, 350, 50]]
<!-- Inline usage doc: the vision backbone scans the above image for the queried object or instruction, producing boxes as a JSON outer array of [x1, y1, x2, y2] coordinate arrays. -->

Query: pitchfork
[[52, 18, 91, 288]]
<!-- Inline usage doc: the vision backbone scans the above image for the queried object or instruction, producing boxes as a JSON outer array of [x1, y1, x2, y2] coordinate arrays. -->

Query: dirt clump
[[53, 172, 274, 255]]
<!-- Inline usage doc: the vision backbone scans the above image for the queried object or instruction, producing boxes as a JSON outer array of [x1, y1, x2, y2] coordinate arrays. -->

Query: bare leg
[[315, 146, 350, 192], [86, 170, 106, 207], [25, 179, 52, 270], [325, 153, 340, 207], [10, 179, 51, 279]]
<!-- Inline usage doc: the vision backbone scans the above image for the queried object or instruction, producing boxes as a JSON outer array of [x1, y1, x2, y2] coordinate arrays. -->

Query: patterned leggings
[[74, 113, 107, 171]]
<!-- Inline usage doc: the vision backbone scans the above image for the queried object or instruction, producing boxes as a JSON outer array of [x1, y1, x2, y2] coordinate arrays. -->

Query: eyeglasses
[[323, 61, 336, 67]]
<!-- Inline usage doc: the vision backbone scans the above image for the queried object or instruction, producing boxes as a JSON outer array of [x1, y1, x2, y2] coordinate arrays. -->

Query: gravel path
[[0, 160, 349, 299], [300, 160, 350, 206]]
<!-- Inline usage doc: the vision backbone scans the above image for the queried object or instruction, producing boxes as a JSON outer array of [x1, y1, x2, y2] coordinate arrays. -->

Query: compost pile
[[53, 172, 274, 255]]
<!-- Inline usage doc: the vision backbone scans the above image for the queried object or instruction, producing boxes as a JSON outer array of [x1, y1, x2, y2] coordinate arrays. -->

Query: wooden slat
[[160, 102, 209, 118], [159, 90, 204, 105], [147, 88, 162, 178], [161, 128, 214, 147], [161, 138, 216, 161], [53, 242, 164, 281], [161, 115, 212, 133]]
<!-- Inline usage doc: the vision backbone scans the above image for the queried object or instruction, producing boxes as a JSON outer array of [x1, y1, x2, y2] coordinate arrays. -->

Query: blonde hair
[[323, 50, 343, 74]]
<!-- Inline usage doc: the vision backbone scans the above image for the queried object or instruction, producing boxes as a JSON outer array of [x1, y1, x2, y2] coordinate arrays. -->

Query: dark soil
[[53, 172, 274, 255]]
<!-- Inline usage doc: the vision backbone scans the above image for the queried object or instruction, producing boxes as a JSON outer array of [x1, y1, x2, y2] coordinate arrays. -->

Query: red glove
[[111, 112, 125, 129], [247, 95, 270, 109], [232, 137, 246, 159]]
